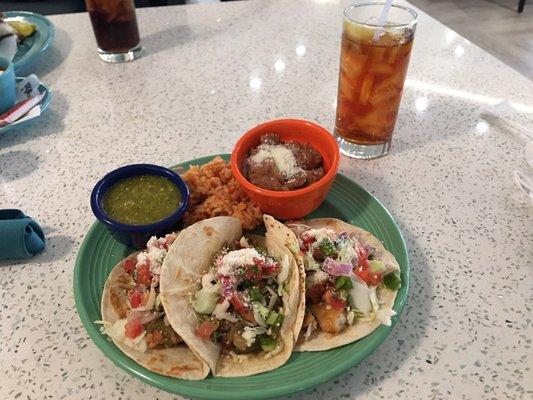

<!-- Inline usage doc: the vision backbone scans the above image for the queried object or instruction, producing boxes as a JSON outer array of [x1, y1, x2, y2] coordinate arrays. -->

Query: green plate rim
[[74, 154, 409, 399]]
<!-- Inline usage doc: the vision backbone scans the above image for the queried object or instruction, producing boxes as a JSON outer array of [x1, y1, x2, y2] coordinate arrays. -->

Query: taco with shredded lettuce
[[159, 216, 304, 377], [99, 233, 209, 379], [263, 216, 401, 351]]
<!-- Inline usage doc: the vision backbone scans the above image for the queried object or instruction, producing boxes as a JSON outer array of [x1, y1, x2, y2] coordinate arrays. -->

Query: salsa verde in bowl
[[91, 164, 190, 249]]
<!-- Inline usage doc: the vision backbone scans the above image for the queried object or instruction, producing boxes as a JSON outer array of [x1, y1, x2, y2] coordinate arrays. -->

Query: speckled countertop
[[1, 0, 532, 398]]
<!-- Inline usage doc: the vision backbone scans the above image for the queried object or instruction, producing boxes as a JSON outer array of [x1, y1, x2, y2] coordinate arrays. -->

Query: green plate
[[74, 154, 409, 399], [4, 11, 55, 73]]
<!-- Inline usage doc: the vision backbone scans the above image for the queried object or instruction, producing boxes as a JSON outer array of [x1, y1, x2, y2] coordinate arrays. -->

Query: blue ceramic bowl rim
[[90, 164, 190, 233]]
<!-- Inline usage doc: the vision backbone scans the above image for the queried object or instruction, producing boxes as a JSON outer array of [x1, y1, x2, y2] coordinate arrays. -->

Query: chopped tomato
[[230, 293, 255, 322], [146, 331, 163, 349], [307, 280, 328, 305], [312, 247, 326, 262], [124, 319, 143, 339], [140, 291, 150, 306], [301, 235, 316, 252], [356, 246, 369, 269], [254, 257, 280, 276], [136, 261, 152, 286], [123, 258, 136, 275], [355, 266, 382, 286], [323, 290, 346, 310], [262, 263, 280, 275], [237, 264, 262, 281], [196, 321, 217, 340], [128, 290, 142, 309]]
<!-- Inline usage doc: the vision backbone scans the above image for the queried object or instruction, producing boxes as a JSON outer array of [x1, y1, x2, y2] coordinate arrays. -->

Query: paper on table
[[0, 94, 43, 127], [9, 104, 41, 125], [481, 100, 533, 142], [481, 101, 533, 206], [0, 74, 44, 127], [15, 74, 41, 101]]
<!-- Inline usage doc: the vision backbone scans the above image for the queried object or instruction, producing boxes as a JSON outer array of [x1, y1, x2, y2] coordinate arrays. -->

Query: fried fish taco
[[264, 216, 401, 351], [100, 233, 209, 380], [160, 216, 304, 377]]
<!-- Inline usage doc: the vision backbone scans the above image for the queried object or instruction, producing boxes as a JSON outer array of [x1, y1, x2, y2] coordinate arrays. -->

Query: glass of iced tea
[[85, 0, 142, 63], [334, 3, 418, 158]]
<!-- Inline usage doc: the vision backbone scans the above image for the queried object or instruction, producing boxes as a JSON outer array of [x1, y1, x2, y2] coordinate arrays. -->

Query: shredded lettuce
[[212, 299, 238, 323], [348, 278, 372, 315], [346, 310, 355, 325], [242, 326, 266, 347], [375, 308, 397, 326], [252, 303, 268, 327], [303, 253, 320, 271], [369, 287, 379, 313]]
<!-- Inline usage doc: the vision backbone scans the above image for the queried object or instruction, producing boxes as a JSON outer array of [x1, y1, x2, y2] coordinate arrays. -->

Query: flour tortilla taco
[[160, 216, 304, 377], [99, 233, 209, 380], [264, 216, 401, 351]]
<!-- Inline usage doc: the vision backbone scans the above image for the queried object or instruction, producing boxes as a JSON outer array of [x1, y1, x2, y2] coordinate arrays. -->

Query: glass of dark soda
[[85, 0, 142, 63]]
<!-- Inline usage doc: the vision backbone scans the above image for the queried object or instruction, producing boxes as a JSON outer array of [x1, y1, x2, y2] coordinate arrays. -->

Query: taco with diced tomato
[[159, 216, 304, 377], [99, 233, 209, 380], [263, 216, 401, 351]]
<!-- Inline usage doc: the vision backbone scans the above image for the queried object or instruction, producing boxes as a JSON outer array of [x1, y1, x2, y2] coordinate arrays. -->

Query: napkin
[[481, 101, 533, 206], [0, 209, 46, 260]]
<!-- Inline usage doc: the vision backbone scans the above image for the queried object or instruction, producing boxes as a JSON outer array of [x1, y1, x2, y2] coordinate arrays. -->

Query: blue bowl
[[90, 164, 190, 249]]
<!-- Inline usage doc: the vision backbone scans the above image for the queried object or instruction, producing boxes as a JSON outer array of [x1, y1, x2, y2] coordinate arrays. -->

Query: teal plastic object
[[0, 57, 16, 114]]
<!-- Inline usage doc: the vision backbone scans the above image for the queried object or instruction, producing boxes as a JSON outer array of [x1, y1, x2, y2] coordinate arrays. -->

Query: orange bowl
[[231, 119, 340, 220]]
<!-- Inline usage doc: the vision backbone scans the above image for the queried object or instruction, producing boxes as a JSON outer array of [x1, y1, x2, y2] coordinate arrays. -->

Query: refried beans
[[243, 134, 325, 191]]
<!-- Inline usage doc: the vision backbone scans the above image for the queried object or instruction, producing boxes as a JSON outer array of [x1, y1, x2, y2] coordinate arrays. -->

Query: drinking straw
[[372, 0, 394, 43]]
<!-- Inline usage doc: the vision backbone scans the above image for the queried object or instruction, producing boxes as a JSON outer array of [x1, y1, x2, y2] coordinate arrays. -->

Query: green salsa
[[102, 174, 181, 225]]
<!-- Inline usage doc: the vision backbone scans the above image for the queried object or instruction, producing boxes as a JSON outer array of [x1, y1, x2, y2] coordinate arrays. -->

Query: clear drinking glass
[[334, 3, 418, 158], [85, 0, 142, 63]]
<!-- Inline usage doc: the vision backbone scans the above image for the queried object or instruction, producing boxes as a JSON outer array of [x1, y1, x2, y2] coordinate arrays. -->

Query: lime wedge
[[7, 20, 36, 38]]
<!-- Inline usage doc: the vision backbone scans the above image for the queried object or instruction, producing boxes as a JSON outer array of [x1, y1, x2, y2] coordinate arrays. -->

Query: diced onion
[[219, 276, 234, 299], [323, 258, 352, 276], [128, 310, 163, 325]]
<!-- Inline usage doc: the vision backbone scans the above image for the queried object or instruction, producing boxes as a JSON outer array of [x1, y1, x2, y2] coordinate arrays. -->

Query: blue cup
[[0, 57, 16, 115]]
